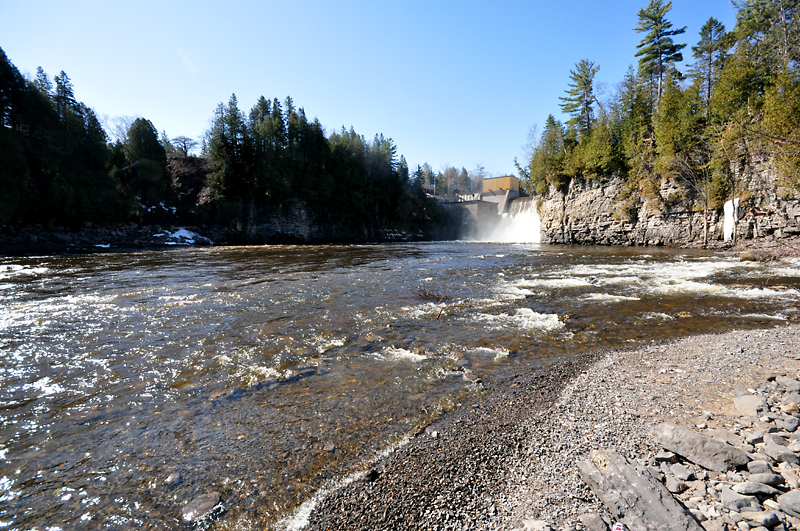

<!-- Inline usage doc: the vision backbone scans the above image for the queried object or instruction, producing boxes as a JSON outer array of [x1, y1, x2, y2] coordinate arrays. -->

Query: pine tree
[[559, 59, 600, 140], [528, 115, 567, 191], [691, 17, 730, 107], [53, 71, 76, 119], [634, 0, 687, 101], [733, 0, 799, 67], [458, 167, 471, 193], [207, 94, 252, 199], [34, 66, 52, 95]]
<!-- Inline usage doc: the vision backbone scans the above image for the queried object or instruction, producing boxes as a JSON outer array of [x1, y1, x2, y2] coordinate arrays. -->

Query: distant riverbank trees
[[520, 0, 800, 209], [0, 47, 448, 232], [203, 93, 445, 229], [0, 51, 126, 226]]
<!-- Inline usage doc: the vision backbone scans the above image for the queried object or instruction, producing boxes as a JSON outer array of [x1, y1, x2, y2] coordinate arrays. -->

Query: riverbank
[[0, 223, 214, 255], [1, 222, 798, 259], [300, 324, 800, 530]]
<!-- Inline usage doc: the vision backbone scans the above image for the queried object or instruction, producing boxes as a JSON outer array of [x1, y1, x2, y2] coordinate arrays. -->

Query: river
[[1, 242, 799, 529]]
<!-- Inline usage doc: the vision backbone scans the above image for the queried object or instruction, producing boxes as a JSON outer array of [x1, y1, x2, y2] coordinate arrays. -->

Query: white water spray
[[481, 197, 541, 243]]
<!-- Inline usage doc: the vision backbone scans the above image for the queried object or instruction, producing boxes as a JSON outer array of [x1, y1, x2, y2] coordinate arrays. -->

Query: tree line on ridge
[[0, 50, 464, 231], [519, 0, 799, 231]]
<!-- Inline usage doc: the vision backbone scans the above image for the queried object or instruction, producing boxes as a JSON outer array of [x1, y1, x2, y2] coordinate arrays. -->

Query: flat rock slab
[[747, 461, 773, 474], [741, 511, 781, 527], [731, 481, 781, 496], [578, 449, 704, 531], [777, 377, 800, 392], [748, 473, 784, 486], [784, 392, 800, 405], [578, 513, 608, 531], [779, 490, 800, 518], [734, 395, 768, 417], [765, 443, 800, 465], [721, 488, 760, 512], [706, 428, 745, 448], [652, 422, 749, 472]]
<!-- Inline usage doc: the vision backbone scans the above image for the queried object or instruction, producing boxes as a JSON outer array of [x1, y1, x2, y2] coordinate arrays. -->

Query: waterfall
[[481, 197, 541, 243], [724, 198, 739, 241]]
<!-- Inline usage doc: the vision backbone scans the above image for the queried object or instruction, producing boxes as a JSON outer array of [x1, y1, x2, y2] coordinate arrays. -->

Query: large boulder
[[578, 449, 704, 530], [652, 423, 749, 472]]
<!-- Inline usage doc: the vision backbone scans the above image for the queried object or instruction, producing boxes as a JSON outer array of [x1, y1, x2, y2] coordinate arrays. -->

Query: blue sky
[[2, 0, 737, 176]]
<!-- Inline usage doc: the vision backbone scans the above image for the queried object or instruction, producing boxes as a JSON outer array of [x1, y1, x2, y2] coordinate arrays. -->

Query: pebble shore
[[302, 324, 800, 531]]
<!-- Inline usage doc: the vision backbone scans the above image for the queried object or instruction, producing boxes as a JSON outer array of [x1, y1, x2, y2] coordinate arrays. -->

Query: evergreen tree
[[397, 155, 409, 182], [207, 94, 252, 200], [558, 59, 600, 139], [124, 118, 166, 167], [733, 0, 800, 68], [614, 66, 655, 170], [458, 167, 471, 193], [412, 165, 425, 191], [653, 73, 705, 174], [528, 115, 567, 192], [691, 17, 730, 107], [34, 66, 52, 95], [634, 0, 687, 101], [762, 68, 800, 190], [53, 70, 76, 119], [123, 117, 168, 206], [578, 116, 622, 177], [161, 130, 178, 158]]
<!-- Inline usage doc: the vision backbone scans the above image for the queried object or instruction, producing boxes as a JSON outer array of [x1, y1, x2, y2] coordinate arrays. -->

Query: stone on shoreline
[[734, 394, 769, 417], [577, 449, 704, 530], [748, 473, 784, 486], [651, 422, 749, 472], [748, 461, 773, 474], [731, 481, 781, 495], [578, 513, 608, 531], [764, 442, 800, 464], [721, 488, 761, 511], [779, 490, 800, 518], [741, 510, 781, 527]]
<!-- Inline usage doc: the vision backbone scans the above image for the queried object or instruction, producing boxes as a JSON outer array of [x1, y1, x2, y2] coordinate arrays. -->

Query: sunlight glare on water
[[0, 243, 799, 529]]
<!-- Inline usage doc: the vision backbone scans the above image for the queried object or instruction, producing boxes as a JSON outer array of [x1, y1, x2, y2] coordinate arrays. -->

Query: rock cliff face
[[537, 162, 800, 246], [206, 200, 458, 245]]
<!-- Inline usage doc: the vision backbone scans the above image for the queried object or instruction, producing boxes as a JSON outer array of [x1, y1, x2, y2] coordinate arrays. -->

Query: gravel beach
[[301, 323, 800, 530]]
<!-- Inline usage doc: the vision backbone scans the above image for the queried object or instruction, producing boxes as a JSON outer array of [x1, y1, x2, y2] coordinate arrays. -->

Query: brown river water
[[1, 242, 800, 529]]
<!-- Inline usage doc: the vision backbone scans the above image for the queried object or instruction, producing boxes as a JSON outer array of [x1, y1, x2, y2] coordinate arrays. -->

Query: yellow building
[[482, 176, 520, 194]]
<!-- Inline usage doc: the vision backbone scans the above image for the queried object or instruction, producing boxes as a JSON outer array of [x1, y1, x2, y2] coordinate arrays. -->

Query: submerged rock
[[181, 492, 222, 523], [740, 250, 773, 262]]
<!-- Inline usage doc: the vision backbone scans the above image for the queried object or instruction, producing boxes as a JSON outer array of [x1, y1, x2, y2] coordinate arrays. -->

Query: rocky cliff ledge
[[537, 163, 800, 247]]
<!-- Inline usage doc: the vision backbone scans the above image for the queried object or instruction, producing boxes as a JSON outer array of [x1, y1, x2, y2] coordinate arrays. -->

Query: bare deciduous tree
[[105, 115, 139, 144], [672, 152, 713, 247], [171, 136, 199, 157]]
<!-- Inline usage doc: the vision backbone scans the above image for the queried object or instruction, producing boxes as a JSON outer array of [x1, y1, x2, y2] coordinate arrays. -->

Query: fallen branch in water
[[412, 285, 453, 304]]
